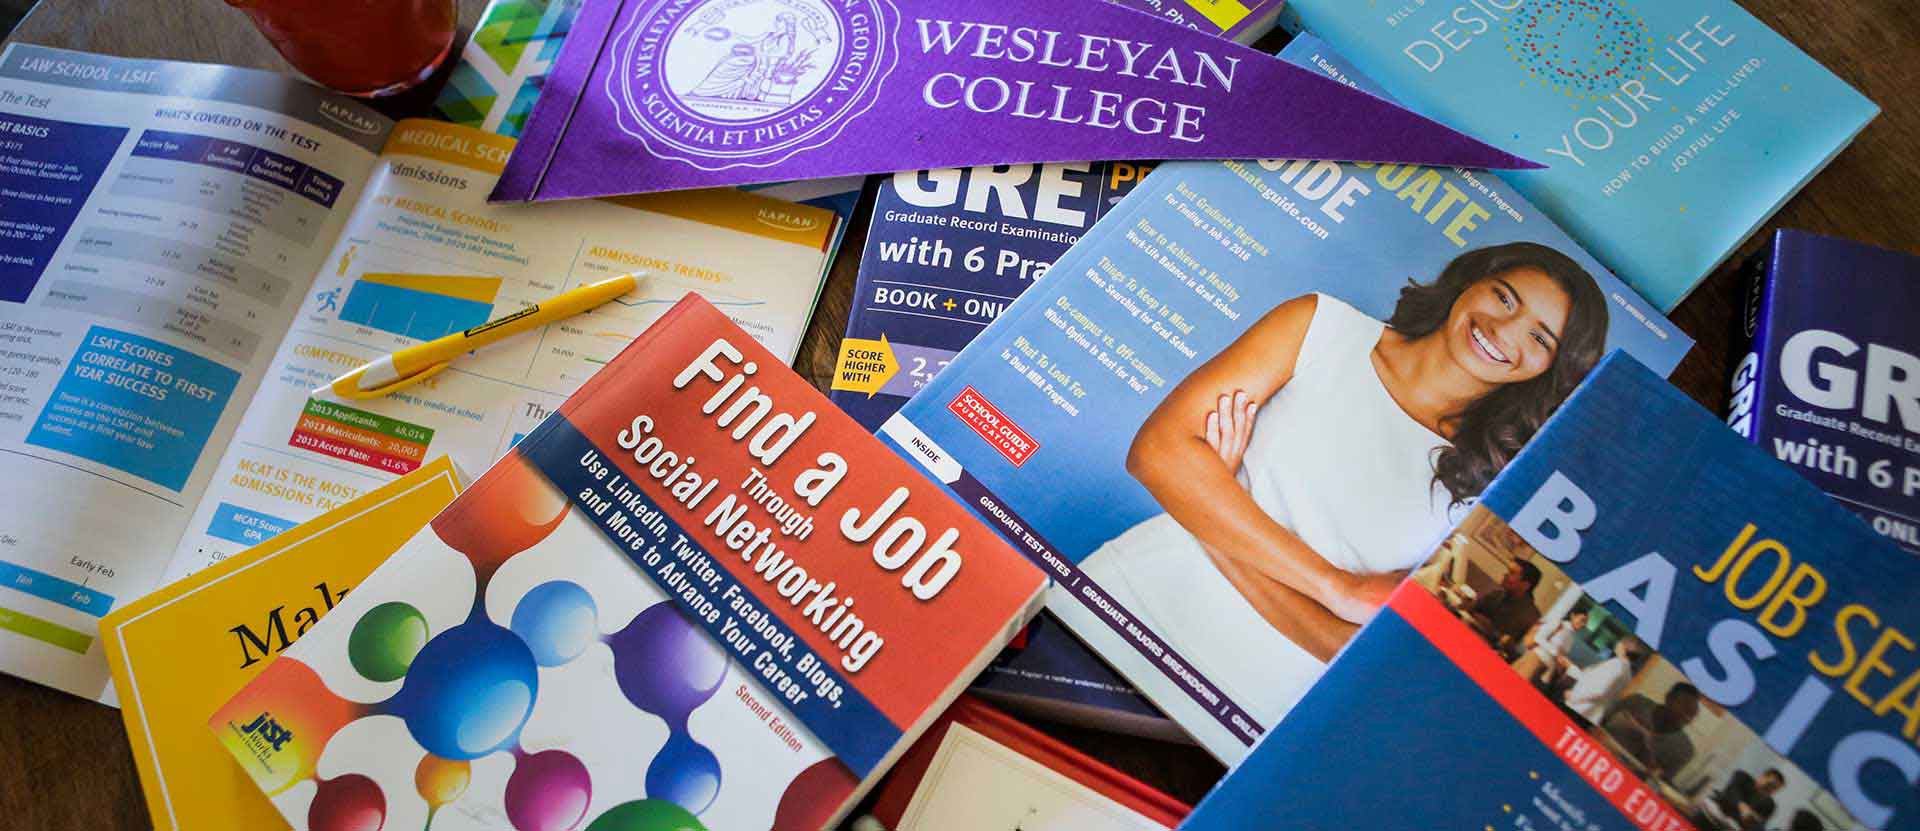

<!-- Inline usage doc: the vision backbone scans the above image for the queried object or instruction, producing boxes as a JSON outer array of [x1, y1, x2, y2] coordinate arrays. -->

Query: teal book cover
[[1277, 0, 1878, 311]]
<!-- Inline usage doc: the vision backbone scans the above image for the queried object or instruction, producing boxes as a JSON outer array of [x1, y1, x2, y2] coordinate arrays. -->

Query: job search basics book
[[0, 44, 838, 701], [1276, 0, 1878, 310], [1184, 353, 1917, 831], [210, 295, 1048, 831], [1727, 230, 1920, 555], [99, 458, 463, 831], [880, 35, 1692, 761]]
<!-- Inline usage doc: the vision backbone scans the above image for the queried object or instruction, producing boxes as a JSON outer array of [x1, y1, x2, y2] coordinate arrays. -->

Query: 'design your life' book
[[1277, 0, 1878, 311], [1728, 230, 1920, 555], [210, 295, 1047, 831], [1185, 353, 1920, 831], [880, 34, 1691, 763]]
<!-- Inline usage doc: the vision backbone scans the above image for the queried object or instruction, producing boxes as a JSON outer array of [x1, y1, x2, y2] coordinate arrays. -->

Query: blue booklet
[[1185, 353, 1917, 831], [878, 35, 1693, 761], [830, 163, 1148, 429], [1276, 1, 1878, 311], [829, 163, 1169, 736], [1729, 230, 1920, 555]]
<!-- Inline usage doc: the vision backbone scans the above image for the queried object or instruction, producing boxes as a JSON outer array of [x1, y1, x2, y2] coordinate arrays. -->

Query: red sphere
[[309, 773, 386, 831]]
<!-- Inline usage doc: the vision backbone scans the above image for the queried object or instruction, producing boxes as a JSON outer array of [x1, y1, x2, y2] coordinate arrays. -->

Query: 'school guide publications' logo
[[605, 0, 899, 169], [949, 387, 1037, 467]]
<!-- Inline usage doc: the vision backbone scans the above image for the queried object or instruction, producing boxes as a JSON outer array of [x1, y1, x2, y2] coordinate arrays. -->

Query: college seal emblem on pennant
[[606, 0, 897, 169]]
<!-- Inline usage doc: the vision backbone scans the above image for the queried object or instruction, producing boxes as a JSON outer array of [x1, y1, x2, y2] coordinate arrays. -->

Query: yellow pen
[[317, 273, 640, 400]]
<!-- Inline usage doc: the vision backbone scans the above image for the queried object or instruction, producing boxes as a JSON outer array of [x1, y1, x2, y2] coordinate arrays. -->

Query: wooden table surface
[[2, 0, 1917, 827]]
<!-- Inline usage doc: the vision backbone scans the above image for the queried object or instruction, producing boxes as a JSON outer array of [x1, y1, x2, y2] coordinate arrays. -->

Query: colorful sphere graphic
[[505, 749, 593, 831], [348, 601, 430, 682], [646, 733, 721, 814], [414, 754, 471, 808], [388, 617, 540, 760], [607, 603, 729, 725], [582, 799, 709, 831], [308, 773, 386, 831], [430, 449, 571, 583], [511, 581, 601, 667], [1503, 0, 1652, 99]]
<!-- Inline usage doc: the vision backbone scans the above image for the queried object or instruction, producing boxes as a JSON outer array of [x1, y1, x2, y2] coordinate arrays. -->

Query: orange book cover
[[209, 294, 1047, 831]]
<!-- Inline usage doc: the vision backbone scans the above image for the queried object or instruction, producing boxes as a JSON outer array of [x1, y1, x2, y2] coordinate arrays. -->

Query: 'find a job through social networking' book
[[880, 35, 1693, 762], [1277, 0, 1878, 311], [212, 295, 1047, 831], [1728, 230, 1920, 555], [1186, 353, 1918, 831]]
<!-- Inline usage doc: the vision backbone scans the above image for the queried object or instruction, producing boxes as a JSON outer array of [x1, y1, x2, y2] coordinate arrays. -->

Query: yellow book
[[100, 457, 463, 831]]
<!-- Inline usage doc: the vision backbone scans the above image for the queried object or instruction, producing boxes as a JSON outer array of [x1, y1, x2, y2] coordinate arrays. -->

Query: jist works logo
[[239, 711, 295, 753]]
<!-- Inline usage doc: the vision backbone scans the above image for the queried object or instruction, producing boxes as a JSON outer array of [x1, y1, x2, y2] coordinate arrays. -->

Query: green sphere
[[347, 601, 429, 682], [583, 799, 708, 831]]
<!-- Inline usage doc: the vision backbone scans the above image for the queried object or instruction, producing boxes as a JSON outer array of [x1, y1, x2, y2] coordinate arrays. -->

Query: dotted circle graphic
[[1502, 0, 1653, 100]]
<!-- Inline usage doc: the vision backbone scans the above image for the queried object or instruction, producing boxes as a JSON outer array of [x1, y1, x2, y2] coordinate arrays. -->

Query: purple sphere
[[606, 603, 727, 725]]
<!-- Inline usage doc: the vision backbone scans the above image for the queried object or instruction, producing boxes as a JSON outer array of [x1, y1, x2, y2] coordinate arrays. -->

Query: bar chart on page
[[336, 272, 502, 340]]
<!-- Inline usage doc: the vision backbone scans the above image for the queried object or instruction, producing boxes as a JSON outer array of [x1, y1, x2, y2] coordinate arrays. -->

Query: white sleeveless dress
[[1081, 294, 1461, 727]]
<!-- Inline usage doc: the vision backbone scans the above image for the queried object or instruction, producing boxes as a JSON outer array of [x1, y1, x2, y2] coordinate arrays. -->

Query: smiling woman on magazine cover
[[1079, 241, 1609, 725]]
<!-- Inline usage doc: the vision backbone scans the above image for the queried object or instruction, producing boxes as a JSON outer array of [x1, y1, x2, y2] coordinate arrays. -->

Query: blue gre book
[[1276, 0, 1878, 311], [1184, 353, 1918, 831], [829, 162, 1171, 738], [1728, 229, 1920, 555], [877, 35, 1692, 761], [829, 163, 1148, 430]]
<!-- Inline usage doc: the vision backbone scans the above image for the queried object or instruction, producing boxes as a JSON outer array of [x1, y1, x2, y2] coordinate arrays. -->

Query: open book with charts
[[0, 44, 839, 701]]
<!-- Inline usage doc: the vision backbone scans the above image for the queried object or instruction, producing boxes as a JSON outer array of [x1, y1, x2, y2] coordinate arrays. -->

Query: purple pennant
[[492, 0, 1540, 203]]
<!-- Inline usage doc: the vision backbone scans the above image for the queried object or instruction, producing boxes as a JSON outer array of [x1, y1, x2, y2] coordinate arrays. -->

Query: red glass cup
[[227, 0, 459, 97]]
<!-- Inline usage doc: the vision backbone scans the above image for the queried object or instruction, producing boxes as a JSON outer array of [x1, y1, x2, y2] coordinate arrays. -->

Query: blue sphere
[[511, 581, 600, 667], [389, 617, 539, 760], [646, 732, 721, 815]]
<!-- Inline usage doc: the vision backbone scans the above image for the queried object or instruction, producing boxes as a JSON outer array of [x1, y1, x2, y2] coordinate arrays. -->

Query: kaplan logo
[[239, 711, 295, 752], [317, 99, 381, 136], [755, 207, 820, 232]]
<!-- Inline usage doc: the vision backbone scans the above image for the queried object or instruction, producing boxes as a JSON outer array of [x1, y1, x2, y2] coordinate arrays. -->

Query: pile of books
[[0, 1, 1915, 830]]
